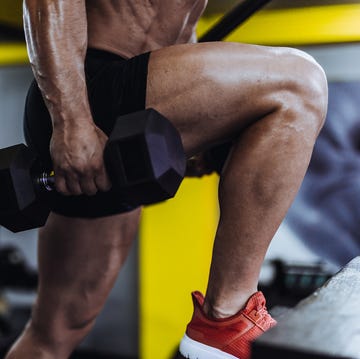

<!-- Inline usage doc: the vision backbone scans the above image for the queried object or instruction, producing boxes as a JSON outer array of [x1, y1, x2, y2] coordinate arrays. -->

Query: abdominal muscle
[[86, 0, 208, 58]]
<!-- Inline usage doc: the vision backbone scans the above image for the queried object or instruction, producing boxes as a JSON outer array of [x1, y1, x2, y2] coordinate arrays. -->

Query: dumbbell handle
[[36, 172, 55, 192]]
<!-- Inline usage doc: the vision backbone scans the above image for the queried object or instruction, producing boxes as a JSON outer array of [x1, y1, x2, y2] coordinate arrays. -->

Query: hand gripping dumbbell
[[0, 108, 186, 233]]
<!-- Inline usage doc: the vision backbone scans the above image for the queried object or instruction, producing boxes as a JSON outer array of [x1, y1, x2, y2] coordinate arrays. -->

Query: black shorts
[[23, 49, 151, 218]]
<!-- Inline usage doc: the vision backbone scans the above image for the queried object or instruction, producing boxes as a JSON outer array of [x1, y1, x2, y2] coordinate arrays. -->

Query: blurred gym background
[[1, 0, 360, 358]]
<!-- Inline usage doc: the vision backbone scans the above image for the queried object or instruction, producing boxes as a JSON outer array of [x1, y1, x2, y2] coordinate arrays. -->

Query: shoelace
[[252, 303, 275, 330]]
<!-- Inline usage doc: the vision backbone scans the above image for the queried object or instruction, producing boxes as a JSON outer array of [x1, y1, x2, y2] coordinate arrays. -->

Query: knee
[[274, 47, 328, 135], [29, 286, 104, 353]]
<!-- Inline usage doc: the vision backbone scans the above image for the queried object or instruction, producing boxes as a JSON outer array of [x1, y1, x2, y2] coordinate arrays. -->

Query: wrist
[[49, 101, 94, 129], [51, 112, 94, 130], [38, 76, 93, 129]]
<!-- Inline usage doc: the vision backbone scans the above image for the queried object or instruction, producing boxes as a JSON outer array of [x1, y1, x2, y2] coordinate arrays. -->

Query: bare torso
[[21, 0, 210, 196], [86, 0, 208, 58]]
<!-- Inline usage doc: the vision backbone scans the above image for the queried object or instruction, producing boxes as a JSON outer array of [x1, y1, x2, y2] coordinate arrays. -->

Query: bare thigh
[[146, 41, 320, 156]]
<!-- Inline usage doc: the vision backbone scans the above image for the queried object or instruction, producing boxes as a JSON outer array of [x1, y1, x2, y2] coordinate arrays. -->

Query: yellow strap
[[197, 4, 360, 45], [0, 43, 28, 66]]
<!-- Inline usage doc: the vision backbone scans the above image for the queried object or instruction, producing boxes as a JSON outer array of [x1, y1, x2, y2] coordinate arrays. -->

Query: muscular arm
[[23, 0, 91, 126], [23, 0, 111, 196]]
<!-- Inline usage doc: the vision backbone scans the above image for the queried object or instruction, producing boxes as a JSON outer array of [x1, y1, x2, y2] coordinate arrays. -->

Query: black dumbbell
[[0, 108, 186, 233]]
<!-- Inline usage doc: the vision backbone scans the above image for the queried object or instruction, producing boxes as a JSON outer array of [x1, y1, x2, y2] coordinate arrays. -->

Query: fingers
[[54, 172, 85, 196], [54, 175, 73, 196], [50, 124, 111, 196], [94, 165, 112, 192], [54, 167, 112, 196]]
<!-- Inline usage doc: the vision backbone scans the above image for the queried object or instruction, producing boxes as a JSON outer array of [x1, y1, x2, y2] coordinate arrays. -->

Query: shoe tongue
[[191, 291, 205, 306], [244, 291, 266, 312]]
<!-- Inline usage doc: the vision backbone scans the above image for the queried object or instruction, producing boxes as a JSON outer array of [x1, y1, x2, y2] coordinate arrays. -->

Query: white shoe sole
[[179, 334, 238, 359]]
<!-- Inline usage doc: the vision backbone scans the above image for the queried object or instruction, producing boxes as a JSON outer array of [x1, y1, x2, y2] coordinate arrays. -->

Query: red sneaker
[[179, 291, 276, 359]]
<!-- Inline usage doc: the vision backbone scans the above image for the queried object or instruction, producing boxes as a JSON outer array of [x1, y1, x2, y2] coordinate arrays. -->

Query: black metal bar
[[0, 24, 24, 42], [199, 0, 272, 43]]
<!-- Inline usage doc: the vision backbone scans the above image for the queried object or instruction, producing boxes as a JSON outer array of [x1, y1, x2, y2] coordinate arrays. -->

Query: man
[[6, 1, 328, 359]]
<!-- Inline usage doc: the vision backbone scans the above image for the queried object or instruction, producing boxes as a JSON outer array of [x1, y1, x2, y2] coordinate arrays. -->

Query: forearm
[[23, 0, 91, 128]]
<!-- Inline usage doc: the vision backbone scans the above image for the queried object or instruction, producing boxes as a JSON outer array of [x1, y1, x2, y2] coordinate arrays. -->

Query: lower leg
[[204, 94, 327, 318], [144, 41, 328, 359], [5, 209, 141, 359], [145, 43, 328, 318]]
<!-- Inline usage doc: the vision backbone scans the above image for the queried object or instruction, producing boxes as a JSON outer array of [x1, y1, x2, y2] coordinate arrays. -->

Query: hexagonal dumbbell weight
[[0, 108, 186, 233], [104, 108, 186, 206], [0, 143, 50, 233]]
